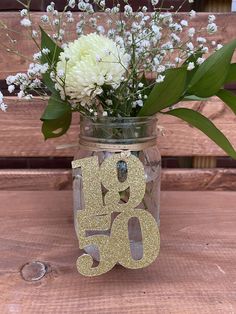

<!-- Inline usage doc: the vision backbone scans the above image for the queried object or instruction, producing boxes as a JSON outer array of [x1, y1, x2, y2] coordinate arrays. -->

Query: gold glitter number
[[76, 234, 116, 277], [72, 153, 160, 277], [111, 209, 160, 269], [100, 154, 146, 212], [72, 156, 105, 215]]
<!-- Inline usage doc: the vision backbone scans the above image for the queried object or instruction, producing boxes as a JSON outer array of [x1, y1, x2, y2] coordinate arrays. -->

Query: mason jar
[[73, 115, 161, 262]]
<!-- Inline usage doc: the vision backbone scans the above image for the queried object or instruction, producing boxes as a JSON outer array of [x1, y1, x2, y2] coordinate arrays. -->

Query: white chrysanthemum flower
[[56, 33, 130, 106]]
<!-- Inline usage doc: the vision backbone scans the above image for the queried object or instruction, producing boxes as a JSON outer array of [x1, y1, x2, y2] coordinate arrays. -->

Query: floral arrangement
[[1, 0, 236, 157]]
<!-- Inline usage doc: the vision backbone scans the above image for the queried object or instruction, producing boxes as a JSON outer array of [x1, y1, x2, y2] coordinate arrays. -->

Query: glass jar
[[73, 116, 161, 261]]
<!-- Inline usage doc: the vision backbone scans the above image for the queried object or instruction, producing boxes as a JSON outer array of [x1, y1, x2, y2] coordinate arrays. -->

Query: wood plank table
[[0, 191, 236, 313]]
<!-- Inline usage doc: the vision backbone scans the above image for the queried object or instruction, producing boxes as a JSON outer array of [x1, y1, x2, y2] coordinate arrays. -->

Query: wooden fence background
[[0, 2, 236, 189]]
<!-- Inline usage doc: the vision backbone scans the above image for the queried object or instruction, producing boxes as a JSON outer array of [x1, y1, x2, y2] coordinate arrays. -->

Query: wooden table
[[0, 191, 236, 313]]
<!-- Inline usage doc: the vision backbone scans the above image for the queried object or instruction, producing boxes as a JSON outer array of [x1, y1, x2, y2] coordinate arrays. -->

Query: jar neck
[[79, 116, 158, 146]]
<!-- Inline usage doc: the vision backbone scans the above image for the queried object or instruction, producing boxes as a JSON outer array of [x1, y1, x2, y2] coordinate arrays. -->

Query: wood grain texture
[[161, 168, 236, 191], [1, 97, 236, 157], [0, 1, 193, 12], [0, 190, 236, 313], [1, 168, 236, 191], [0, 169, 72, 191], [0, 12, 235, 79], [200, 0, 232, 12]]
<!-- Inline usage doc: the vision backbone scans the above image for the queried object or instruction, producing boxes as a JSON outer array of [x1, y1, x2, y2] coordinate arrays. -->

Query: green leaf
[[41, 93, 69, 120], [41, 93, 72, 140], [42, 114, 72, 140], [40, 27, 63, 94], [182, 95, 209, 101], [138, 67, 187, 116], [217, 89, 236, 115], [188, 39, 236, 98], [40, 26, 63, 67], [184, 50, 203, 85], [184, 49, 203, 66], [164, 108, 236, 159], [224, 63, 236, 84], [41, 72, 56, 94]]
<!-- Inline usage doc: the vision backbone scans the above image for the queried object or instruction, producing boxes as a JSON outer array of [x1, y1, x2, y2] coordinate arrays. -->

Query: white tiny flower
[[170, 23, 182, 32], [171, 33, 180, 43], [211, 41, 216, 46], [20, 9, 28, 17], [157, 65, 165, 73], [68, 0, 76, 8], [138, 82, 144, 88], [207, 23, 218, 34], [53, 10, 59, 17], [208, 15, 216, 23], [132, 100, 143, 108], [41, 15, 49, 23], [8, 85, 15, 93], [97, 25, 105, 34], [196, 57, 205, 65], [188, 27, 195, 37], [180, 20, 188, 27], [151, 0, 159, 5], [189, 10, 196, 18], [202, 46, 209, 53], [187, 42, 194, 50], [53, 19, 60, 26], [46, 5, 54, 12], [50, 72, 56, 81], [105, 99, 113, 106], [66, 11, 73, 18], [0, 103, 7, 112], [142, 6, 148, 12], [33, 52, 42, 61], [216, 44, 223, 50], [18, 91, 25, 99], [6, 75, 16, 85], [24, 94, 33, 100], [42, 48, 50, 55], [32, 30, 38, 38], [102, 111, 108, 117], [197, 37, 207, 44], [40, 63, 49, 74], [20, 18, 32, 27], [124, 5, 133, 17], [152, 25, 160, 34], [78, 1, 86, 11], [59, 29, 65, 36], [187, 62, 195, 71], [57, 69, 65, 78], [67, 17, 74, 23], [188, 0, 194, 3], [111, 6, 119, 14], [156, 75, 165, 83], [100, 0, 105, 8], [136, 100, 143, 107], [175, 57, 182, 63]]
